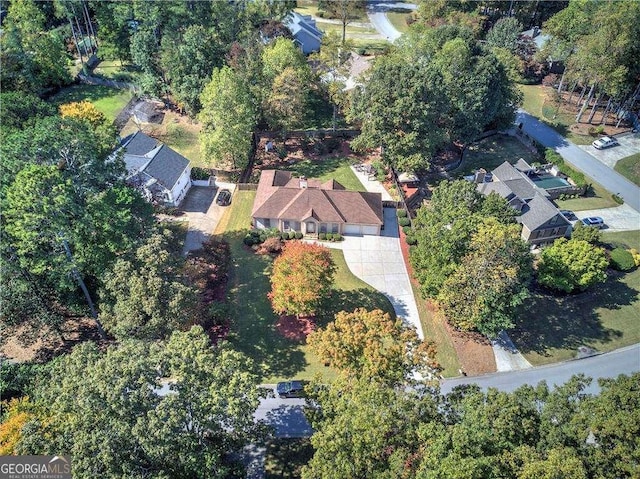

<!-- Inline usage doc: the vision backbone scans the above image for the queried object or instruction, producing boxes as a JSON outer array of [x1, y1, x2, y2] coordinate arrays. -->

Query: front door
[[306, 221, 316, 233]]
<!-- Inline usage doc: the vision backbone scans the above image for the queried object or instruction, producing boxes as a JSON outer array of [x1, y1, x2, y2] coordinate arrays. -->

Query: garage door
[[362, 225, 379, 236], [343, 224, 361, 235]]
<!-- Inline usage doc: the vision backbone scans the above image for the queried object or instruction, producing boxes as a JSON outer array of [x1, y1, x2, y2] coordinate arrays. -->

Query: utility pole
[[60, 237, 107, 340]]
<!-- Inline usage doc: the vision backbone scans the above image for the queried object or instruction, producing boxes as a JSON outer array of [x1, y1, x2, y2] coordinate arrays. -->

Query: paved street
[[441, 343, 640, 396], [516, 110, 640, 212]]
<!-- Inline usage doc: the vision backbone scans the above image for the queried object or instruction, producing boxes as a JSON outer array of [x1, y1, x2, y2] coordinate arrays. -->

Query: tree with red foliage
[[268, 242, 335, 318]]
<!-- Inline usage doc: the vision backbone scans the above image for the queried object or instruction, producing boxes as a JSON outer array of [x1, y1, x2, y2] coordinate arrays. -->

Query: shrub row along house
[[252, 170, 383, 236], [116, 131, 192, 206], [474, 160, 572, 245]]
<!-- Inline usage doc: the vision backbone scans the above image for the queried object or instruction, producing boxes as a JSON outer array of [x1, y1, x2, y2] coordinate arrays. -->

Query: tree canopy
[[537, 238, 609, 293], [269, 242, 335, 317], [18, 327, 261, 478], [308, 308, 439, 383]]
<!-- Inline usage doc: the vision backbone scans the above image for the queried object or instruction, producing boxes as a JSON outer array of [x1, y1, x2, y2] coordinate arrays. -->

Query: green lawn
[[265, 438, 314, 479], [215, 190, 394, 382], [92, 59, 140, 83], [162, 121, 203, 167], [519, 84, 595, 146], [554, 180, 618, 211], [511, 230, 640, 365], [49, 84, 132, 122], [386, 11, 412, 33], [614, 153, 640, 187], [410, 280, 460, 377], [283, 157, 365, 191], [453, 134, 538, 177]]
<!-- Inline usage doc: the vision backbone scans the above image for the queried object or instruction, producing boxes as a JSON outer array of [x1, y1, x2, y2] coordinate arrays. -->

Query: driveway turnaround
[[179, 182, 236, 254], [575, 204, 640, 232], [516, 110, 640, 212], [441, 343, 640, 395], [577, 131, 640, 169], [316, 208, 424, 339]]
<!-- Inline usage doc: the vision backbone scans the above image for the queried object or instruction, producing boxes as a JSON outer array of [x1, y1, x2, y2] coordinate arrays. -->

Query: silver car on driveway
[[592, 136, 619, 149]]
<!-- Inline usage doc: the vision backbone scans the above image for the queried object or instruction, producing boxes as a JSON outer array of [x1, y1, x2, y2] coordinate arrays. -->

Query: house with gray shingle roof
[[284, 12, 323, 54], [117, 131, 192, 206], [476, 161, 571, 245], [252, 170, 383, 236]]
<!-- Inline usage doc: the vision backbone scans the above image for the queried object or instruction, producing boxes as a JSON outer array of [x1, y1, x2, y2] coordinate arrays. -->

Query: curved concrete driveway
[[516, 110, 640, 212], [317, 208, 424, 339], [367, 1, 417, 42]]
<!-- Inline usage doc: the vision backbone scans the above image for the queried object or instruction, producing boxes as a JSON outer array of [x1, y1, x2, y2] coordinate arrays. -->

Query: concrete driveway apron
[[320, 208, 424, 339]]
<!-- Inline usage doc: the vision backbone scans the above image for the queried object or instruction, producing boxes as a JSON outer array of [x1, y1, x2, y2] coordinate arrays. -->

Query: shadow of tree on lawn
[[511, 271, 638, 357]]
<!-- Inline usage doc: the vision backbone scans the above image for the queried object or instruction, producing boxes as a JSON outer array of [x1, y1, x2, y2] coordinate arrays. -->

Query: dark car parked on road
[[216, 189, 232, 206], [276, 380, 306, 398]]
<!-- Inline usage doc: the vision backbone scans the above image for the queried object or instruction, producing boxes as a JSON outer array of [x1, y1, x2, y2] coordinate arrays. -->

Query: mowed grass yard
[[614, 153, 640, 186], [453, 134, 538, 177], [511, 230, 640, 365], [283, 157, 365, 191], [49, 84, 133, 122], [214, 190, 394, 382]]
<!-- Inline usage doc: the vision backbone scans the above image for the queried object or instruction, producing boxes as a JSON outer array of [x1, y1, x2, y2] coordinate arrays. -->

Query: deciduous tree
[[99, 231, 198, 340], [437, 219, 532, 337], [20, 327, 261, 478], [486, 17, 523, 53], [269, 242, 335, 317], [308, 308, 438, 383], [59, 101, 107, 129], [537, 238, 608, 293], [198, 66, 257, 170], [317, 0, 366, 44]]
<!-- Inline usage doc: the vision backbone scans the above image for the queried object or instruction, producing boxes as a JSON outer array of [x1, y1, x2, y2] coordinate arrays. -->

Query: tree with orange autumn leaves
[[308, 308, 440, 382], [268, 242, 335, 318]]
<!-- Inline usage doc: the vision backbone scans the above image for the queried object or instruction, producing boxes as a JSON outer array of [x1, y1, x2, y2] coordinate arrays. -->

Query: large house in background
[[475, 160, 572, 245], [252, 170, 383, 236], [283, 11, 323, 54], [117, 131, 192, 206]]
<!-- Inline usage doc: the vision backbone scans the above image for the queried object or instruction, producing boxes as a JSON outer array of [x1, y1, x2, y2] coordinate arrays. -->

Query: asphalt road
[[516, 110, 640, 212], [441, 343, 640, 395], [253, 396, 313, 438]]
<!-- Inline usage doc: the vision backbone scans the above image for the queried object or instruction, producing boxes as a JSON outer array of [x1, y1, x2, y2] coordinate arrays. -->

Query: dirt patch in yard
[[446, 325, 497, 376]]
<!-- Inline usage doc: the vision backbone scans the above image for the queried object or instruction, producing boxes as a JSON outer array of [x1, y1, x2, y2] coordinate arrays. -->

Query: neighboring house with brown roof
[[116, 131, 192, 206], [475, 161, 572, 245], [252, 170, 384, 236]]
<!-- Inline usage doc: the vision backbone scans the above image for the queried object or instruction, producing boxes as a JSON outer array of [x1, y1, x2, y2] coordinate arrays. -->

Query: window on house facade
[[319, 224, 327, 233], [264, 218, 271, 228], [283, 220, 290, 230], [332, 223, 339, 233]]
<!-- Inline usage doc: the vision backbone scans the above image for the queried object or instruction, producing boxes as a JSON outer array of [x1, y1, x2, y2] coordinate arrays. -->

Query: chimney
[[474, 169, 486, 184], [299, 176, 308, 189]]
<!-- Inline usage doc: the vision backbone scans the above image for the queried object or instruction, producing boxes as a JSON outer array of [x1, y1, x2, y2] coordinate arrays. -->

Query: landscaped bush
[[325, 233, 333, 241], [258, 237, 283, 255], [405, 235, 417, 246], [280, 232, 289, 241], [403, 226, 412, 235], [191, 167, 210, 180], [295, 232, 303, 239], [288, 231, 296, 240], [398, 217, 411, 227], [333, 233, 342, 241], [629, 249, 640, 266], [243, 235, 256, 246], [318, 233, 326, 241], [610, 248, 635, 271], [397, 209, 407, 218]]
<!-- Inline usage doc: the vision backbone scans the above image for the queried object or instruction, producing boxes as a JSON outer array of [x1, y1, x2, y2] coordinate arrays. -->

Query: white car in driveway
[[592, 136, 619, 149]]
